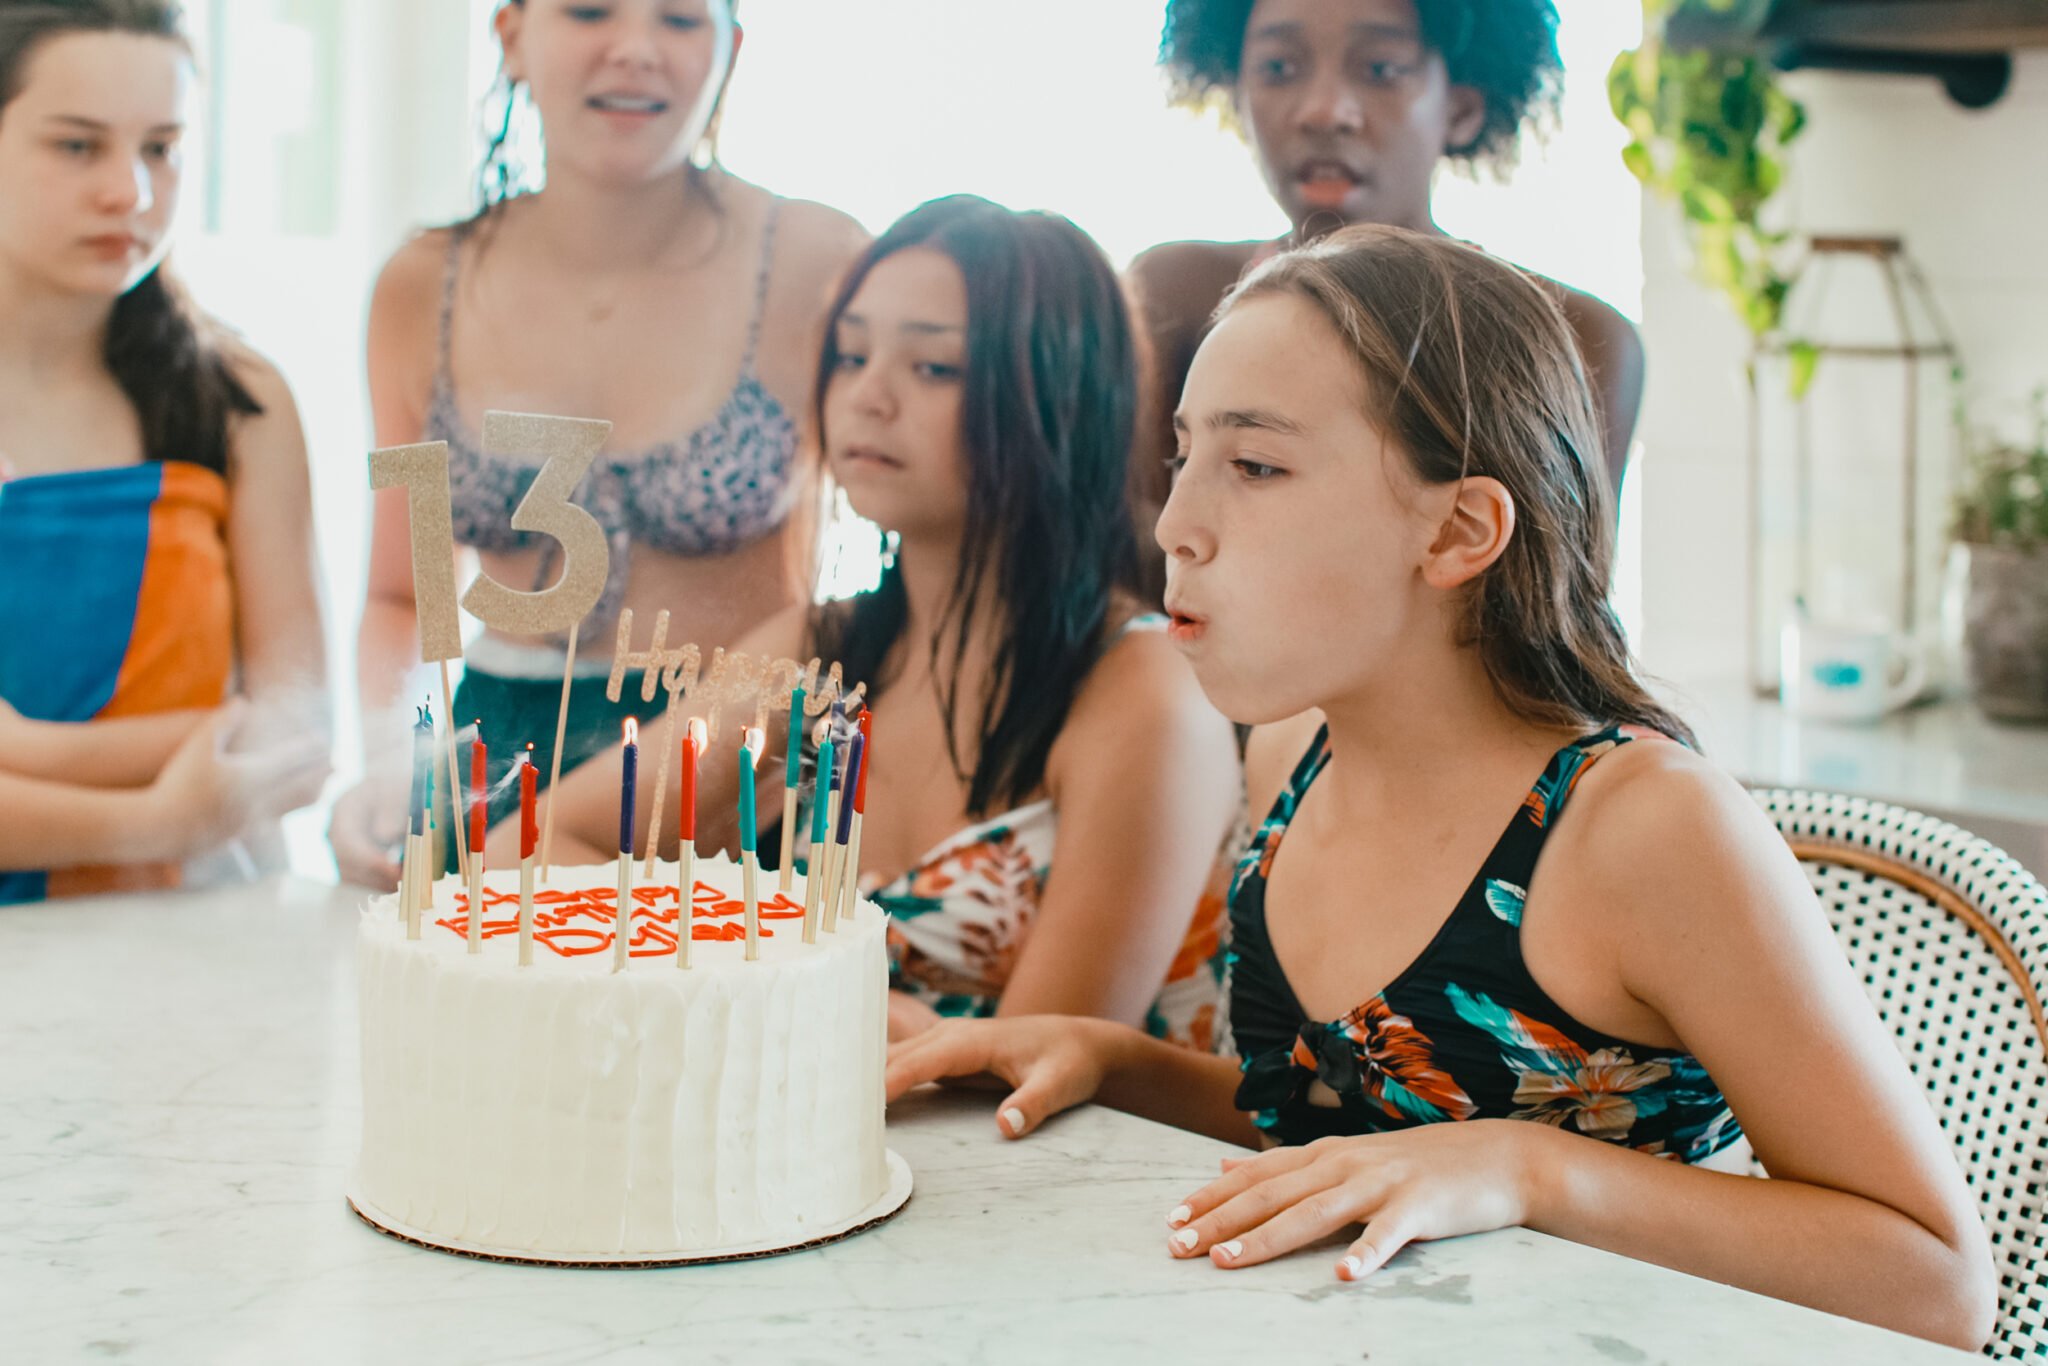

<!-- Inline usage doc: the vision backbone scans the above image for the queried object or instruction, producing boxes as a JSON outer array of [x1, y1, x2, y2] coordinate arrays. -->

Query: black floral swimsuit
[[1229, 725, 1743, 1161]]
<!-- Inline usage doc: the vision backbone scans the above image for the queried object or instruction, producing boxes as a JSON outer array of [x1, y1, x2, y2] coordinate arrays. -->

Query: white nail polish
[[1167, 1204, 1191, 1228], [1216, 1239, 1243, 1260], [1171, 1226, 1199, 1251], [1001, 1107, 1025, 1135], [1342, 1256, 1365, 1279]]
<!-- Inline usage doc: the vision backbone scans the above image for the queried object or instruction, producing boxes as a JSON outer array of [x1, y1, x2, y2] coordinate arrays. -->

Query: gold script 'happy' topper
[[605, 608, 862, 746]]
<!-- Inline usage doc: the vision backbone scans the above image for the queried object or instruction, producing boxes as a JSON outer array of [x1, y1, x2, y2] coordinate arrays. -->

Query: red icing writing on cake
[[432, 881, 806, 958]]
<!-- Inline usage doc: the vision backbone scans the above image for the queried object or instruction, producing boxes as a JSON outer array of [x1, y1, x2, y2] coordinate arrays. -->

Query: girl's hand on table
[[1164, 1119, 1543, 1279], [885, 1015, 1118, 1138], [886, 990, 942, 1042]]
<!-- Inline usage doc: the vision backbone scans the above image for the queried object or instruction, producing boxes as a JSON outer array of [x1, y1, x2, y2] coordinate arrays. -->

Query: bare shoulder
[[773, 194, 869, 258], [367, 225, 458, 369], [214, 335, 297, 417], [1127, 238, 1260, 332], [751, 184, 868, 296], [1555, 736, 1800, 927], [371, 226, 456, 322], [1050, 613, 1233, 777], [1071, 615, 1216, 730], [1540, 275, 1643, 369]]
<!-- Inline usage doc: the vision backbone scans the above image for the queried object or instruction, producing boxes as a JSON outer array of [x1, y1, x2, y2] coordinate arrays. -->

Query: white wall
[[1636, 51, 2048, 687]]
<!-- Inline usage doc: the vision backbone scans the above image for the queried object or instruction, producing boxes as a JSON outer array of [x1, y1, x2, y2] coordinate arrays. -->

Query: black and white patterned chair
[[1754, 788, 2048, 1361]]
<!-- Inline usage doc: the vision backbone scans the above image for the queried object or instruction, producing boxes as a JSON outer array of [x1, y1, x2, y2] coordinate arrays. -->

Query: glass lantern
[[1747, 236, 1963, 697]]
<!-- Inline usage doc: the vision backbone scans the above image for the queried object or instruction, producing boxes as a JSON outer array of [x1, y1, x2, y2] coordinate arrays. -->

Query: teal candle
[[810, 736, 835, 854], [785, 686, 806, 789], [738, 744, 757, 854]]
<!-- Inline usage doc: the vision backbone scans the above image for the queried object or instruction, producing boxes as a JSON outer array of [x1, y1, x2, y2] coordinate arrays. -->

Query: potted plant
[[1609, 0, 1807, 344], [1953, 397, 2048, 722]]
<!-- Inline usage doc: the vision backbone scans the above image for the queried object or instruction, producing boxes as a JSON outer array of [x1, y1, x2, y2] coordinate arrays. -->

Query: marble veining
[[0, 877, 1978, 1365]]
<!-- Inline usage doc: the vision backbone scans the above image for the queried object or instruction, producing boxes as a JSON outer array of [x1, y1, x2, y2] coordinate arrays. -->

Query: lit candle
[[518, 744, 537, 967], [739, 734, 761, 960], [619, 719, 639, 857], [804, 721, 834, 944], [778, 683, 805, 893], [676, 717, 704, 970], [469, 720, 488, 861], [614, 718, 638, 974]]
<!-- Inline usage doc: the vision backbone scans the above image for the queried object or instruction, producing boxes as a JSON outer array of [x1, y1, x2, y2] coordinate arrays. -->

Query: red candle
[[470, 720, 488, 856], [856, 711, 872, 815], [680, 719, 701, 843], [519, 744, 538, 860]]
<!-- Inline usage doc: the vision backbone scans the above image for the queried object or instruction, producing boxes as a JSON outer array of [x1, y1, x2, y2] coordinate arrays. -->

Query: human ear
[[1443, 84, 1487, 156], [494, 2, 525, 83], [1422, 476, 1515, 590]]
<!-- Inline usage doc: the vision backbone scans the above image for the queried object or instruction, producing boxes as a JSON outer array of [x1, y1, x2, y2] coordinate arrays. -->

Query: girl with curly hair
[[1126, 0, 1644, 599]]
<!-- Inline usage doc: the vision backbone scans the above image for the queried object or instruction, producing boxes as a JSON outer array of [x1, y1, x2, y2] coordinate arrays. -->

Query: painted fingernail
[[1171, 1227, 1199, 1252], [1167, 1204, 1191, 1228], [1215, 1239, 1244, 1261], [1341, 1256, 1366, 1280], [1001, 1107, 1026, 1135]]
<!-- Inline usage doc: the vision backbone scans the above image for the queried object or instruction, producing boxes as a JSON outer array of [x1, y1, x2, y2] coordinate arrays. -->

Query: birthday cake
[[351, 853, 894, 1262]]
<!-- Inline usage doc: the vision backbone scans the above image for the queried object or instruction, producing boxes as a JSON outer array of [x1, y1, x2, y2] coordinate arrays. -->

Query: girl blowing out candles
[[886, 227, 1995, 1351], [505, 196, 1241, 1050]]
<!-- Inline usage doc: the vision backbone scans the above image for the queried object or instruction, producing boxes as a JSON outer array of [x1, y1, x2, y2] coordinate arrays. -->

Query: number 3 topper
[[460, 411, 612, 638], [368, 411, 614, 655]]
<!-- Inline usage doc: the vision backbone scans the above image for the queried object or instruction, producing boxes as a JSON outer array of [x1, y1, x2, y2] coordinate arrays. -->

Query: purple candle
[[619, 718, 638, 855]]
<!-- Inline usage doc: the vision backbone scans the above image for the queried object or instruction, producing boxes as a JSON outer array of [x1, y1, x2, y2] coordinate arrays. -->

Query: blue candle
[[738, 742, 758, 855], [836, 734, 863, 846], [619, 719, 638, 855], [408, 704, 432, 837]]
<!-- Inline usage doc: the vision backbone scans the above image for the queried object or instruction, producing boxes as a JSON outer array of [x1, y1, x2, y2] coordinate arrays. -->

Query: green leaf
[[1786, 340, 1821, 399]]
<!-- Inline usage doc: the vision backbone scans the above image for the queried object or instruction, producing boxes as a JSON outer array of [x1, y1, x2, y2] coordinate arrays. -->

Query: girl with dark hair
[[888, 228, 1994, 1352], [1125, 0, 1643, 598], [518, 197, 1241, 1048], [330, 0, 869, 888], [0, 0, 329, 903]]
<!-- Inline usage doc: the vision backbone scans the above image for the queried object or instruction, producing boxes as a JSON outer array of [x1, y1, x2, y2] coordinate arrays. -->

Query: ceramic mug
[[1780, 619, 1926, 722]]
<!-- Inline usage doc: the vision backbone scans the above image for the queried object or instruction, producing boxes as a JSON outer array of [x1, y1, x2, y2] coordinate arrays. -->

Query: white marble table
[[0, 878, 1975, 1365]]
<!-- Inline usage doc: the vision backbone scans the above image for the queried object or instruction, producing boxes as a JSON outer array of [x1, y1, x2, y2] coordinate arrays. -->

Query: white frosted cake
[[353, 854, 892, 1261]]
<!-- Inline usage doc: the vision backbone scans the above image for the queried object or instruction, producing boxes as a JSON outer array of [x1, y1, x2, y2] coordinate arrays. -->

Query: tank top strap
[[742, 198, 783, 367], [1490, 724, 1665, 891], [429, 224, 468, 406]]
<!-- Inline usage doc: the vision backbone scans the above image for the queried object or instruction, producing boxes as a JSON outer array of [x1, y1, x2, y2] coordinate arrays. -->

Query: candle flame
[[746, 726, 765, 757], [686, 716, 707, 748], [624, 718, 639, 745]]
